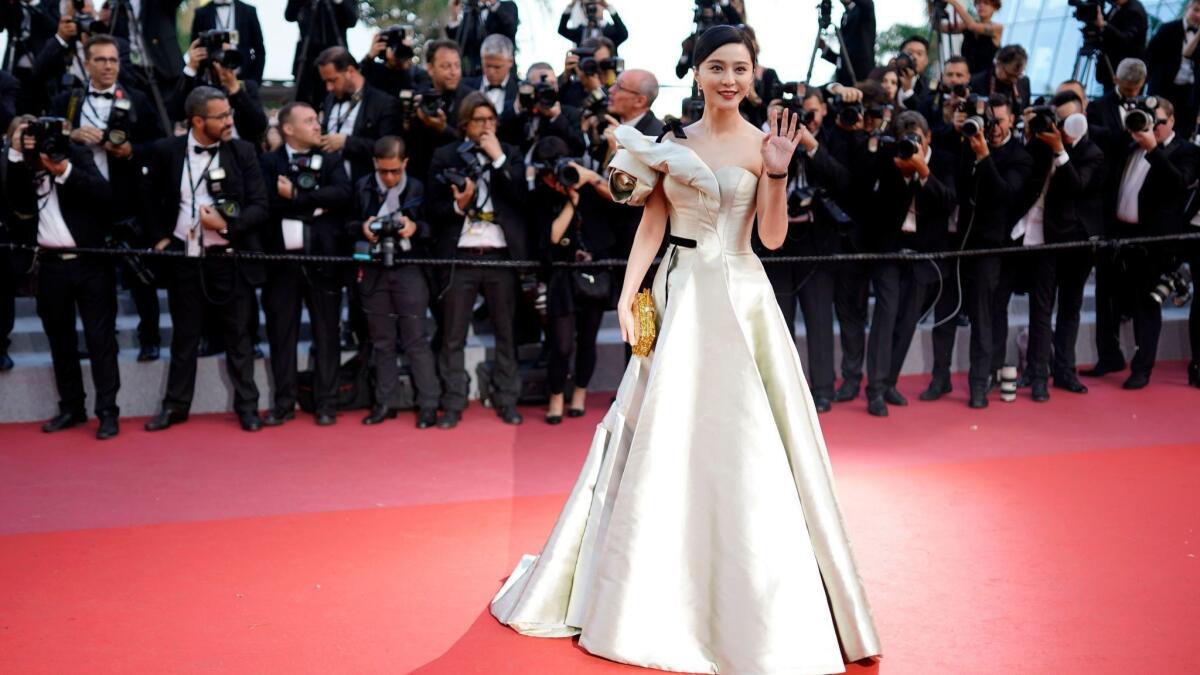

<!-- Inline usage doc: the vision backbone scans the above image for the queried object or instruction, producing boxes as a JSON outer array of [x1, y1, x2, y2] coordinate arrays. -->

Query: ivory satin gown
[[490, 126, 882, 674]]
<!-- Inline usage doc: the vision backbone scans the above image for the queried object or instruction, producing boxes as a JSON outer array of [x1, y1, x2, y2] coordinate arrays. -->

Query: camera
[[1123, 96, 1160, 133], [1150, 266, 1192, 306], [197, 28, 242, 70], [419, 93, 447, 119], [205, 166, 241, 220], [957, 94, 992, 138], [878, 133, 923, 160], [892, 53, 916, 75], [583, 1, 603, 21], [70, 0, 103, 34], [436, 140, 484, 192], [830, 95, 864, 127], [381, 24, 415, 61], [397, 89, 417, 121], [572, 47, 622, 77], [1068, 0, 1105, 24], [103, 98, 133, 146], [288, 152, 324, 192], [583, 86, 610, 121], [24, 117, 71, 162], [519, 76, 558, 112], [369, 211, 413, 267], [682, 95, 705, 123], [788, 185, 855, 234], [534, 156, 583, 188], [1026, 104, 1058, 135], [938, 83, 970, 99], [106, 219, 155, 286]]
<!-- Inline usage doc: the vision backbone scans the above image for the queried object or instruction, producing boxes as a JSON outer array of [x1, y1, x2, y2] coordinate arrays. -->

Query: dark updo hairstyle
[[691, 24, 757, 70]]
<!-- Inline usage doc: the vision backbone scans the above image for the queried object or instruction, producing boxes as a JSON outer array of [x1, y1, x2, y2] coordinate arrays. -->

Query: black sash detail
[[668, 234, 697, 248]]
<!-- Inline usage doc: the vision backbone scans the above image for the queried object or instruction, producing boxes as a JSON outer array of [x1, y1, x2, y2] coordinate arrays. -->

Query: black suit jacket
[[462, 74, 522, 144], [953, 134, 1033, 249], [190, 0, 266, 83], [1025, 137, 1106, 243], [1098, 0, 1148, 88], [557, 10, 628, 48], [285, 0, 357, 57], [0, 70, 19, 132], [1146, 19, 1200, 105], [427, 140, 528, 260], [348, 172, 434, 255], [109, 0, 184, 79], [1, 0, 58, 75], [259, 145, 352, 284], [1109, 134, 1200, 235], [969, 69, 1032, 113], [763, 127, 854, 258], [32, 34, 141, 105], [321, 84, 400, 184], [3, 144, 111, 248], [446, 0, 519, 74], [822, 0, 875, 86], [867, 147, 957, 257], [144, 135, 268, 281], [1086, 91, 1130, 164]]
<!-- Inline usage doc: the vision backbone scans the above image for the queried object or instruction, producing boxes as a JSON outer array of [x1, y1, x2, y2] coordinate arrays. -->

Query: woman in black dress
[[947, 0, 1005, 76]]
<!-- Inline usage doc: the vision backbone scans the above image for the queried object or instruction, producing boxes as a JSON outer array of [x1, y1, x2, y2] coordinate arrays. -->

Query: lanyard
[[331, 97, 361, 134], [185, 147, 220, 235]]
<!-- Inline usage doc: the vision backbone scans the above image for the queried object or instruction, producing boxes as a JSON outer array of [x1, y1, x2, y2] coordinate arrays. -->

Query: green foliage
[[876, 23, 932, 66]]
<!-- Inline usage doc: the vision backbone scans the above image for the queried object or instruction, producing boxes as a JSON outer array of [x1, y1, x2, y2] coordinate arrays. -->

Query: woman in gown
[[490, 25, 882, 674]]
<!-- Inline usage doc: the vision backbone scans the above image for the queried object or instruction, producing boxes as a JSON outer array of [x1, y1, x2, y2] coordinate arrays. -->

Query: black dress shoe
[[813, 397, 832, 414], [497, 405, 524, 425], [919, 378, 952, 401], [1080, 361, 1125, 378], [1016, 371, 1032, 389], [144, 408, 188, 431], [416, 409, 438, 429], [883, 387, 908, 406], [1189, 362, 1200, 388], [137, 344, 160, 362], [262, 408, 296, 427], [362, 405, 397, 425], [968, 390, 989, 409], [314, 411, 337, 426], [1031, 380, 1050, 402], [438, 410, 462, 429], [96, 414, 119, 440], [867, 396, 888, 417], [544, 413, 563, 425], [566, 408, 586, 418], [0, 352, 13, 372], [238, 413, 263, 432], [833, 382, 859, 403], [1053, 376, 1089, 394], [42, 410, 86, 433], [1122, 372, 1151, 390]]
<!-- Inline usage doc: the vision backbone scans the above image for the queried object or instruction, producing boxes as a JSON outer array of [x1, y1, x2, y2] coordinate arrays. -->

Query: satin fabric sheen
[[490, 126, 882, 674]]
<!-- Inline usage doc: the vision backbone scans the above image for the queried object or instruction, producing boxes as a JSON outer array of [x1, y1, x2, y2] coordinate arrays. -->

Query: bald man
[[606, 69, 664, 137]]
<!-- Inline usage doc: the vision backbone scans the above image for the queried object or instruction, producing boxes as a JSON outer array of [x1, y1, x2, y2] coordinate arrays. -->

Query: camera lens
[[962, 116, 984, 137]]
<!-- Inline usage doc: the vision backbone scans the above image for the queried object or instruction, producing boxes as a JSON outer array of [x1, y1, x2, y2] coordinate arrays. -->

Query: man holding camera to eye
[[1145, 0, 1200, 140], [558, 0, 627, 49], [1093, 97, 1198, 389], [190, 0, 265, 85], [4, 114, 118, 438], [32, 0, 140, 110], [361, 25, 430, 98], [445, 0, 520, 77], [920, 93, 1031, 408], [2, 0, 59, 110], [352, 135, 442, 428], [316, 46, 400, 186], [925, 55, 973, 145], [514, 62, 585, 156], [49, 34, 163, 362], [406, 40, 466, 183], [862, 110, 956, 417], [820, 0, 875, 88], [428, 92, 527, 428], [969, 44, 1032, 113], [559, 36, 616, 111], [143, 86, 268, 432], [258, 101, 352, 427], [170, 33, 268, 144]]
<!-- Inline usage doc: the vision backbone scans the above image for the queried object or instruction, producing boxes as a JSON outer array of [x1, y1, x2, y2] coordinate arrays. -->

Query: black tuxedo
[[462, 74, 522, 145], [4, 145, 120, 417], [1146, 18, 1200, 137], [350, 173, 441, 411], [1, 0, 59, 112], [144, 134, 267, 417], [427, 140, 528, 261], [258, 145, 352, 416], [321, 84, 401, 184], [190, 0, 266, 83], [33, 35, 141, 106], [446, 0, 519, 75], [361, 58, 429, 98], [108, 0, 184, 81], [1085, 91, 1131, 168], [405, 85, 465, 182], [822, 0, 875, 86], [956, 134, 1033, 250], [1098, 0, 1148, 89], [286, 0, 358, 104], [1041, 138, 1106, 243], [557, 9, 628, 48], [968, 69, 1032, 114], [1, 70, 20, 136]]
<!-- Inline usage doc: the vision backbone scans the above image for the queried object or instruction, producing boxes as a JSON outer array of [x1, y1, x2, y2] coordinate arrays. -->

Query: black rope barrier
[[1, 232, 1199, 269]]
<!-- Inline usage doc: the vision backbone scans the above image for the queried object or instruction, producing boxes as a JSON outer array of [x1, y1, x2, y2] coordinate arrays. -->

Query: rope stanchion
[[2, 232, 1199, 269]]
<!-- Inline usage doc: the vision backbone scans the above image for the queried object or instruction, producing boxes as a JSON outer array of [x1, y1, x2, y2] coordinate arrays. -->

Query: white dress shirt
[[328, 91, 362, 178], [6, 147, 77, 248], [80, 82, 117, 179], [1117, 133, 1173, 225], [174, 131, 228, 256], [1176, 23, 1199, 86], [455, 151, 509, 249], [481, 76, 510, 113], [900, 147, 933, 234], [1012, 142, 1075, 245], [375, 173, 413, 251]]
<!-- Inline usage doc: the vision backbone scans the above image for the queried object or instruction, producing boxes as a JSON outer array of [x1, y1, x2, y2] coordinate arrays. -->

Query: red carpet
[[1, 368, 1198, 674]]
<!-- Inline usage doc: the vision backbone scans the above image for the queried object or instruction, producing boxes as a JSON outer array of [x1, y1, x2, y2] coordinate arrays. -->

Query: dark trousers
[[925, 256, 1001, 389], [546, 302, 606, 395], [37, 256, 121, 416], [1115, 244, 1168, 376], [886, 264, 941, 390], [1028, 248, 1093, 381], [1092, 250, 1126, 368], [263, 262, 343, 414], [835, 262, 870, 388], [162, 256, 260, 415], [769, 261, 836, 399], [1188, 243, 1200, 364], [865, 262, 902, 399], [0, 254, 14, 354], [991, 251, 1034, 372], [439, 252, 521, 411], [360, 265, 441, 411], [120, 264, 161, 348]]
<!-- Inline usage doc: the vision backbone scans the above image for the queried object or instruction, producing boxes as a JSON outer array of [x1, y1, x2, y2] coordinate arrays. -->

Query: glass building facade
[[995, 0, 1188, 94]]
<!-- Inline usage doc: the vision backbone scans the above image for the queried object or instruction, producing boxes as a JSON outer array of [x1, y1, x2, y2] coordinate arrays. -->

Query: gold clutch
[[632, 289, 658, 358]]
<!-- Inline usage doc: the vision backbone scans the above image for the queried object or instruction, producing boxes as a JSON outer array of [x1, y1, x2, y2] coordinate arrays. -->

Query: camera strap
[[330, 90, 364, 134], [185, 146, 220, 245]]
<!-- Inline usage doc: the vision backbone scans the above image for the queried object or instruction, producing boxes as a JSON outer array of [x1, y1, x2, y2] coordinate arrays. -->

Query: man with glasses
[[427, 92, 527, 428], [143, 86, 269, 432], [970, 44, 1031, 112]]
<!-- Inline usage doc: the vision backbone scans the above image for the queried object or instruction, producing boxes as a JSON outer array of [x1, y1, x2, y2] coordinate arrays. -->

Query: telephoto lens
[[1000, 367, 1018, 403]]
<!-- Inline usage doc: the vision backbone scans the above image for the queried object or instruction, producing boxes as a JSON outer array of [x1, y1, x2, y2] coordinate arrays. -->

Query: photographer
[[258, 101, 353, 427], [1094, 0, 1148, 93], [427, 92, 527, 428], [925, 56, 973, 145], [1146, 0, 1200, 139], [361, 25, 430, 97], [514, 62, 586, 156], [445, 0, 519, 77], [143, 86, 269, 433], [285, 0, 358, 105], [105, 0, 184, 88], [1093, 97, 1198, 389], [559, 36, 617, 110], [462, 34, 521, 145], [0, 71, 18, 131], [944, 0, 1004, 77], [407, 39, 465, 183], [862, 110, 956, 417], [557, 0, 628, 49], [921, 93, 1031, 408], [49, 34, 163, 361], [819, 0, 875, 87], [316, 46, 400, 186], [190, 0, 266, 85], [170, 34, 269, 144], [969, 44, 1032, 112], [4, 115, 119, 438], [894, 36, 932, 112], [762, 87, 852, 413], [1014, 92, 1104, 402], [30, 0, 139, 109], [675, 0, 743, 78], [2, 0, 60, 110], [351, 136, 441, 428], [1086, 57, 1146, 159], [529, 136, 612, 423]]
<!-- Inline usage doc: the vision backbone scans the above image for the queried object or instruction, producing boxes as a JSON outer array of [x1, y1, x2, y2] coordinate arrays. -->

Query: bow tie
[[194, 144, 220, 155], [89, 91, 114, 99], [486, 84, 505, 92]]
